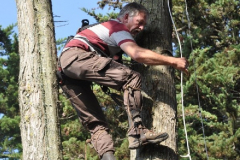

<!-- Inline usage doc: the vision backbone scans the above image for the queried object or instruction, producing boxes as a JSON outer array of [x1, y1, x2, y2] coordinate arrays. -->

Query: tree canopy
[[0, 24, 21, 159], [172, 0, 240, 159]]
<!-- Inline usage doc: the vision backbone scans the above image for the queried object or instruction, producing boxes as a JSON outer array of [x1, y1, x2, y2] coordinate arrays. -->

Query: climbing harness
[[167, 0, 209, 159]]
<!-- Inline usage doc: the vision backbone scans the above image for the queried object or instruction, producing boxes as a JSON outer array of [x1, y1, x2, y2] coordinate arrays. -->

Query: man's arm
[[120, 41, 188, 73]]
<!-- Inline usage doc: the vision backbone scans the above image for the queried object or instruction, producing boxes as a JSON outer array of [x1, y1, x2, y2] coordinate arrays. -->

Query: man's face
[[125, 12, 147, 36]]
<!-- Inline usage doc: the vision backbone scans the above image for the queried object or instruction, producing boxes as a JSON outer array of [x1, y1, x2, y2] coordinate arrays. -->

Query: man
[[58, 2, 188, 160]]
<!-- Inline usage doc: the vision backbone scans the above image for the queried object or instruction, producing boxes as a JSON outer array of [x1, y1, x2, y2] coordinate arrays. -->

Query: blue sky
[[0, 0, 118, 40]]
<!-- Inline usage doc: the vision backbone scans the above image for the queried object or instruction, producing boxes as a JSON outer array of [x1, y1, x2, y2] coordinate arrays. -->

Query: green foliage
[[81, 8, 118, 22], [80, 0, 127, 22], [114, 138, 129, 160], [0, 25, 21, 159], [173, 0, 240, 159], [62, 137, 98, 160], [0, 24, 17, 56], [56, 37, 68, 52], [97, 0, 125, 10]]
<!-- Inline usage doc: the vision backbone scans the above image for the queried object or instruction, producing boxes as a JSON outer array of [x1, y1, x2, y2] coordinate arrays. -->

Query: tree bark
[[16, 0, 63, 159], [128, 0, 178, 159]]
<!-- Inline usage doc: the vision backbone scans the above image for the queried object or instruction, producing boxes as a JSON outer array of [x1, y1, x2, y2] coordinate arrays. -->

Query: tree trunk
[[16, 0, 63, 159], [129, 0, 177, 159]]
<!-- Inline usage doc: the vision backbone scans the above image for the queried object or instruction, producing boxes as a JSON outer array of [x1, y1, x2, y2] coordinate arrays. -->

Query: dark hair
[[117, 2, 149, 18]]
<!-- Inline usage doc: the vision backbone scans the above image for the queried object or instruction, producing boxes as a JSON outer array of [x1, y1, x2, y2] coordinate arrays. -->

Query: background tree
[[172, 0, 240, 159], [16, 0, 62, 159], [0, 24, 21, 159]]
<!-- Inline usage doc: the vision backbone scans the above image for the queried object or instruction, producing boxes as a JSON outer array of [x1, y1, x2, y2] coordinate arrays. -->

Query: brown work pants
[[59, 47, 142, 157]]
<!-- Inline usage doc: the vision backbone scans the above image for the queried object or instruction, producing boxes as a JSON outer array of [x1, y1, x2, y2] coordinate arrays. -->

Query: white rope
[[167, 0, 192, 159], [183, 0, 209, 159]]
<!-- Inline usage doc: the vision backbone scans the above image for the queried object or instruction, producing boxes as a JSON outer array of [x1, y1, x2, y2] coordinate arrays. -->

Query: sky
[[0, 0, 118, 40]]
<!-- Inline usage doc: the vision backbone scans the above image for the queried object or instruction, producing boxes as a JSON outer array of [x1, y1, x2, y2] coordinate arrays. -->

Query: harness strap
[[73, 36, 109, 57]]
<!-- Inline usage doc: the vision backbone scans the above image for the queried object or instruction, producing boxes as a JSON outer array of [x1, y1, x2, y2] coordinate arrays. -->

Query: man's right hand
[[173, 57, 189, 74]]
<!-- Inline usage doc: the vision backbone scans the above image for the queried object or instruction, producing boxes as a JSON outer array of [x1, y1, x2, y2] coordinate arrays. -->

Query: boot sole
[[129, 133, 169, 149], [145, 133, 169, 144]]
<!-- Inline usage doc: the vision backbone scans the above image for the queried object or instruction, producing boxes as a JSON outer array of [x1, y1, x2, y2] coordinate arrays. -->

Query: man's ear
[[123, 14, 129, 23]]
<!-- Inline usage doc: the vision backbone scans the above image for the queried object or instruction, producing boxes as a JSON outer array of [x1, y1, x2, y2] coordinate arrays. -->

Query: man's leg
[[96, 63, 169, 149], [122, 74, 169, 149], [61, 81, 115, 159]]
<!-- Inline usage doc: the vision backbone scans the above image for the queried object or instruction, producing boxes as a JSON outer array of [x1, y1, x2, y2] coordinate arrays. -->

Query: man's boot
[[127, 110, 169, 149], [101, 151, 116, 160]]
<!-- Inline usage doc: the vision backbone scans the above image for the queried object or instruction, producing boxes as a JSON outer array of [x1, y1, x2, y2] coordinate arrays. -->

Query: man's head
[[118, 2, 149, 36]]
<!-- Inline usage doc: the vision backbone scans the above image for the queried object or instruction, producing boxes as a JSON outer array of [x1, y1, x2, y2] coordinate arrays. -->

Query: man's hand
[[173, 57, 189, 74]]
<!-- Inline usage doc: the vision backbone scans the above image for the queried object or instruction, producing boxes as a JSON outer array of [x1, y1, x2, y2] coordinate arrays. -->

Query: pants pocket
[[92, 56, 112, 71], [60, 48, 93, 69], [61, 54, 78, 69]]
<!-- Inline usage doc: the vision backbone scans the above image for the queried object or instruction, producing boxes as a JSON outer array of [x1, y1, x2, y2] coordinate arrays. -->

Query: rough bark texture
[[129, 0, 178, 159], [16, 0, 63, 159]]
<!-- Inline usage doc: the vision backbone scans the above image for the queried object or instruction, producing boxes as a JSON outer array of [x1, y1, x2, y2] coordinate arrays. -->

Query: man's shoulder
[[102, 20, 129, 35], [103, 20, 127, 29]]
